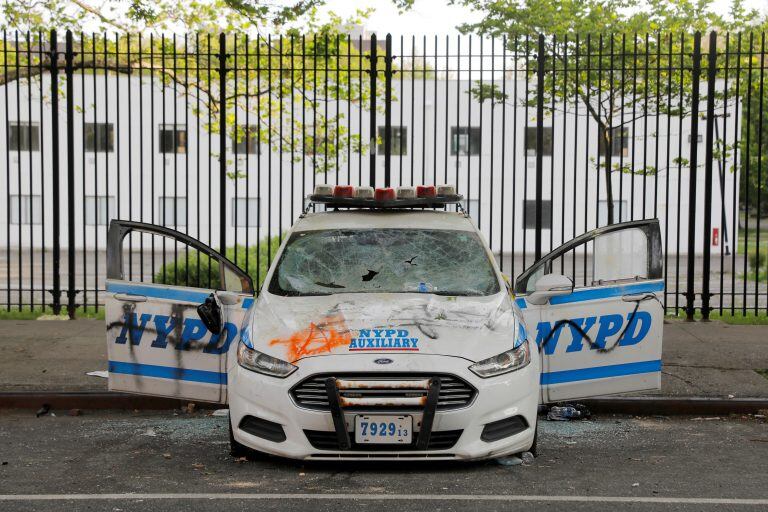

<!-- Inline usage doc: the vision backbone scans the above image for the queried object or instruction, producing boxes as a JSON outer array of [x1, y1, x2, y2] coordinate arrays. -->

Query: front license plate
[[354, 415, 413, 444]]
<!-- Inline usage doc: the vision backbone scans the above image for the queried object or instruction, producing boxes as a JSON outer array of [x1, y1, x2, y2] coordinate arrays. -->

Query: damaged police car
[[105, 185, 664, 461]]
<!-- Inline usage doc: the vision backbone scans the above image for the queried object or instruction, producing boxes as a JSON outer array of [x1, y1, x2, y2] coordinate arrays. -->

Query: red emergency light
[[333, 185, 354, 198], [375, 187, 397, 201], [417, 185, 436, 198]]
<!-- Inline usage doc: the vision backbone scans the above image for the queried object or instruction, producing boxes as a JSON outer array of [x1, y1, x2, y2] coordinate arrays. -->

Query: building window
[[600, 127, 629, 157], [158, 197, 187, 226], [597, 200, 629, 227], [159, 125, 187, 154], [233, 125, 260, 155], [232, 198, 260, 227], [523, 199, 552, 229], [688, 134, 702, 144], [377, 126, 407, 155], [84, 196, 115, 225], [84, 123, 114, 152], [450, 127, 481, 156], [524, 126, 553, 156], [8, 122, 40, 151], [10, 195, 42, 224]]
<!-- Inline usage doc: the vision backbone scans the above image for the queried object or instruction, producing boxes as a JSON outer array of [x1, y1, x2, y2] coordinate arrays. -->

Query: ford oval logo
[[374, 358, 393, 365]]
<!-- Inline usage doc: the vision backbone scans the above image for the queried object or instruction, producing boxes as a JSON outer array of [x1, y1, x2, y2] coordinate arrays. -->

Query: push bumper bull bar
[[323, 376, 442, 451]]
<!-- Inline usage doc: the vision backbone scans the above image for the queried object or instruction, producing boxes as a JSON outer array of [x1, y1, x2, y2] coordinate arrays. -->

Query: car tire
[[229, 418, 249, 457], [228, 417, 266, 461], [528, 418, 538, 457]]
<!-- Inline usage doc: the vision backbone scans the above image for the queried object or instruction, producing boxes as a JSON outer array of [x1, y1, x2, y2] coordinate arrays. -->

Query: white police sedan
[[104, 185, 664, 461]]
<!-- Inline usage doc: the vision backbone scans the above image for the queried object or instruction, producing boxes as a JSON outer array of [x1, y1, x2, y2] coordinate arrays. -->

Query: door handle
[[622, 292, 655, 302], [114, 293, 147, 302]]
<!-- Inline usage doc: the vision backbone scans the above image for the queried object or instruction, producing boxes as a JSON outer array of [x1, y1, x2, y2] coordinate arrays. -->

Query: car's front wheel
[[528, 419, 538, 457], [228, 417, 268, 461], [229, 418, 250, 458]]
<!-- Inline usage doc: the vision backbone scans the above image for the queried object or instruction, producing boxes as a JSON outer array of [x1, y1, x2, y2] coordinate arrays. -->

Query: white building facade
[[0, 71, 741, 258]]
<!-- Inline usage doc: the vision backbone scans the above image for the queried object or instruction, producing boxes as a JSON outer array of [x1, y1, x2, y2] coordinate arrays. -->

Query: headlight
[[237, 343, 297, 378], [469, 340, 531, 378]]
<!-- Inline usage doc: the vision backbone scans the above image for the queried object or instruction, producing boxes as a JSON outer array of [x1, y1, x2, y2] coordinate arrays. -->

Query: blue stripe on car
[[108, 360, 228, 385], [540, 359, 662, 385]]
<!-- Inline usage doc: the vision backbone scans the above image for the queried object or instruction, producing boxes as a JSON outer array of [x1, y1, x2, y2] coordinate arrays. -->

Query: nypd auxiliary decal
[[349, 329, 419, 351]]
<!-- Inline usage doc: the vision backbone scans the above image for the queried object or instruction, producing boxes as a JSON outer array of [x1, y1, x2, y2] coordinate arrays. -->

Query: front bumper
[[228, 353, 539, 461]]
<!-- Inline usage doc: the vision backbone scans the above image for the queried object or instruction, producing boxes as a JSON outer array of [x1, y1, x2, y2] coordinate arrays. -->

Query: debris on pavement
[[546, 404, 591, 421], [521, 451, 535, 465], [495, 455, 523, 466], [141, 427, 158, 437], [68, 409, 82, 417], [186, 403, 197, 414], [35, 404, 50, 418], [163, 453, 172, 459], [211, 409, 229, 417], [86, 370, 108, 379]]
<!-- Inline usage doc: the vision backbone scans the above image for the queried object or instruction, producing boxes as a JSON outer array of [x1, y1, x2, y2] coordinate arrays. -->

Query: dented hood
[[241, 291, 521, 364]]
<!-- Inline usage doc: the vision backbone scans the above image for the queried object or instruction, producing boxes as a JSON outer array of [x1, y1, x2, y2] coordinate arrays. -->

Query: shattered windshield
[[269, 228, 500, 297]]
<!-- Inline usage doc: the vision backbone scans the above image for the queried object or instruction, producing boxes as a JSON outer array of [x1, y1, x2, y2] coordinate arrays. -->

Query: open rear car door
[[105, 220, 254, 403], [514, 220, 664, 403]]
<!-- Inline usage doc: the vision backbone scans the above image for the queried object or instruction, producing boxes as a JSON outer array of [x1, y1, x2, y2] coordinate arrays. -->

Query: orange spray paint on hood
[[269, 313, 351, 362]]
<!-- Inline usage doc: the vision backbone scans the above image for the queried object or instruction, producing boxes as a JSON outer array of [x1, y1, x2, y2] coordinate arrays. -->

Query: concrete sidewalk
[[0, 318, 767, 397]]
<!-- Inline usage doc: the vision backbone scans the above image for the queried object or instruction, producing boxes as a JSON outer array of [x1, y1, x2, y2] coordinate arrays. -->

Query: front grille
[[304, 429, 463, 451], [291, 373, 476, 411]]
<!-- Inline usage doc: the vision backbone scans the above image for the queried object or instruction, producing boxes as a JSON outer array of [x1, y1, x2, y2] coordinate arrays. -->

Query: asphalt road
[[0, 410, 766, 511]]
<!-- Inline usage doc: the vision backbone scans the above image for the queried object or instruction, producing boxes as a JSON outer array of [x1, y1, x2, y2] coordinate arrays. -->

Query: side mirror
[[197, 293, 223, 334], [526, 274, 574, 305]]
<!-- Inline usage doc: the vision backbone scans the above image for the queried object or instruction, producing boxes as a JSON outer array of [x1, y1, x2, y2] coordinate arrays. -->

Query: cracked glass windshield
[[269, 228, 500, 296]]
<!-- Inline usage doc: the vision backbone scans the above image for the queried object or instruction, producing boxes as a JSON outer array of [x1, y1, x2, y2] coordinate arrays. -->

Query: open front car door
[[514, 220, 664, 403], [105, 220, 254, 404]]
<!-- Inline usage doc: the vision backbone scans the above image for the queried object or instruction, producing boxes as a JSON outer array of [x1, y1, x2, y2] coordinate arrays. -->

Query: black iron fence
[[1, 30, 766, 318]]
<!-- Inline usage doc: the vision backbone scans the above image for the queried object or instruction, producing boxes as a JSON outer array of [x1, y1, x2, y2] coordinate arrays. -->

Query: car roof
[[293, 210, 476, 232]]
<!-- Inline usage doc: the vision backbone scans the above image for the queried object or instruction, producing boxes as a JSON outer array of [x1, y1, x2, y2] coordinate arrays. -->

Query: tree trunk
[[601, 125, 615, 225]]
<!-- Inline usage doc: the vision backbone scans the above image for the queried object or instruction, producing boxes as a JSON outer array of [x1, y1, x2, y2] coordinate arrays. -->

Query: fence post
[[218, 33, 227, 253], [384, 34, 393, 188], [685, 32, 702, 321], [535, 34, 545, 261], [64, 30, 77, 319], [701, 31, 718, 320], [49, 29, 62, 315], [368, 34, 377, 187]]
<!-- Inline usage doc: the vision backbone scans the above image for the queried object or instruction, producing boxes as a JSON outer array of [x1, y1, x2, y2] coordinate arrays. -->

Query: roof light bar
[[310, 183, 463, 209]]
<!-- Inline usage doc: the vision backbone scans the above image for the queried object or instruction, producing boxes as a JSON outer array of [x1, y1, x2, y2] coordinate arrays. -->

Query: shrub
[[153, 235, 282, 291]]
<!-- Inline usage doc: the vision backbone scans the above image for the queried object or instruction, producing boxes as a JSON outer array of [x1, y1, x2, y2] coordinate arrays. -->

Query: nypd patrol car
[[105, 184, 664, 461]]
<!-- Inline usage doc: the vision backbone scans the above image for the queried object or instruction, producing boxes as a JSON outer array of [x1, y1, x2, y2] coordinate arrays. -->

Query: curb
[[0, 392, 218, 411], [581, 396, 768, 416], [1, 392, 767, 415]]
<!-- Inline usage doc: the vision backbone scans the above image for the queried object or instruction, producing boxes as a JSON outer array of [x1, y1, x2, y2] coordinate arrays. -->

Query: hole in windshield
[[268, 228, 500, 297]]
